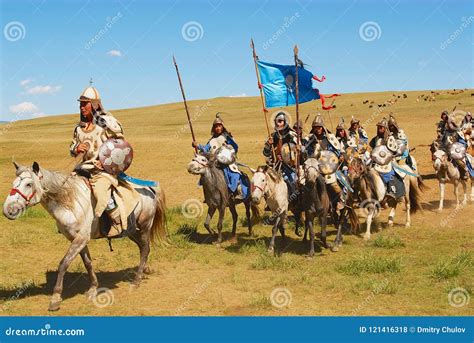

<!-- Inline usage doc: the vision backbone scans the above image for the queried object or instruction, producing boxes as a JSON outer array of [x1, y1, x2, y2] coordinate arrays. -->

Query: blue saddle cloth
[[223, 167, 250, 199]]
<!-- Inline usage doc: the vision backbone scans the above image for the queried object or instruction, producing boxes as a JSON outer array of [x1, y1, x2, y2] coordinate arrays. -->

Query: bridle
[[9, 172, 41, 207], [192, 156, 208, 168], [251, 172, 267, 195]]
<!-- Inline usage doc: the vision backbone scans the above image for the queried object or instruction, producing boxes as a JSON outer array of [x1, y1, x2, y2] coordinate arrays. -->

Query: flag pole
[[250, 39, 271, 138], [326, 99, 336, 132], [173, 55, 197, 153], [294, 45, 301, 186]]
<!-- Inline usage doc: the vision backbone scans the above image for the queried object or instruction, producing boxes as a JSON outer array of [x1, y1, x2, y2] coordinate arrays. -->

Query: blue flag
[[257, 60, 320, 108]]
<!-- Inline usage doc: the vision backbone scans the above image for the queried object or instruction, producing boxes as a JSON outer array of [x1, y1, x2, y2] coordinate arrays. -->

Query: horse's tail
[[417, 175, 429, 192], [409, 176, 423, 214], [150, 187, 169, 246]]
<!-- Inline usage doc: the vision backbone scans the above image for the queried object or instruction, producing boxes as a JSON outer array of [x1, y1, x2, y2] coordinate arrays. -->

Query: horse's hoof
[[267, 247, 274, 254], [86, 287, 97, 300], [144, 266, 154, 275], [363, 234, 371, 241], [387, 222, 394, 228], [405, 223, 411, 228], [294, 228, 302, 237], [48, 301, 61, 311], [229, 236, 237, 244], [306, 252, 315, 259], [330, 245, 339, 252]]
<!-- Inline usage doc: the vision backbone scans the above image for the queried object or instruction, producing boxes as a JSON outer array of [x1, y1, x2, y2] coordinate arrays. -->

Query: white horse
[[3, 162, 167, 311], [250, 166, 288, 253], [347, 157, 424, 240], [431, 149, 473, 210]]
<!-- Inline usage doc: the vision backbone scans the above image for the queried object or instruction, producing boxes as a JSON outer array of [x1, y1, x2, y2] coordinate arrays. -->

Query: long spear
[[294, 45, 301, 184], [173, 55, 197, 153]]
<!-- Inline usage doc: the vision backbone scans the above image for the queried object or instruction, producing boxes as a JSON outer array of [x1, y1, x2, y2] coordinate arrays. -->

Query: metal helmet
[[376, 117, 388, 129], [274, 111, 289, 127], [211, 113, 226, 133], [336, 117, 348, 138], [312, 114, 325, 128], [350, 115, 360, 125], [388, 113, 399, 131], [78, 85, 104, 112]]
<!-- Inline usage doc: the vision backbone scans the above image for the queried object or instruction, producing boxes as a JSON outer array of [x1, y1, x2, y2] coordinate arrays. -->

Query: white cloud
[[20, 78, 33, 87], [9, 102, 39, 114], [26, 85, 62, 95], [107, 50, 122, 57], [228, 93, 247, 98]]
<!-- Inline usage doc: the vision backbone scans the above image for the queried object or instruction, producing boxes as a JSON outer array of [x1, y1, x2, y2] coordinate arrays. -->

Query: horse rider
[[348, 116, 369, 144], [335, 118, 350, 151], [461, 112, 473, 130], [437, 110, 449, 139], [192, 113, 249, 200], [449, 122, 473, 182], [303, 114, 350, 209], [70, 85, 133, 237], [263, 112, 299, 196], [369, 118, 405, 201], [388, 114, 416, 171]]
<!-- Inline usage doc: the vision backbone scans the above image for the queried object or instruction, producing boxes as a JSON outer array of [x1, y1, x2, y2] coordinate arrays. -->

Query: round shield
[[318, 150, 339, 175], [386, 135, 398, 153], [208, 135, 227, 156], [395, 139, 407, 156], [449, 142, 466, 160], [99, 138, 133, 175], [327, 133, 342, 151], [281, 142, 297, 167], [215, 145, 236, 165], [371, 145, 393, 165]]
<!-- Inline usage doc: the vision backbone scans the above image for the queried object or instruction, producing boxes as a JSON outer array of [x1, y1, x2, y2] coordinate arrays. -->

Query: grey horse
[[3, 162, 167, 311], [187, 154, 258, 244]]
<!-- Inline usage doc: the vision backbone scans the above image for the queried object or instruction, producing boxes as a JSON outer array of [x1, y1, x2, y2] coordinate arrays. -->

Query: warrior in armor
[[70, 85, 128, 236], [192, 113, 249, 200], [388, 114, 415, 171], [348, 116, 369, 144], [335, 118, 350, 151], [461, 112, 473, 130], [449, 126, 473, 181], [369, 118, 405, 200], [437, 110, 449, 139], [263, 112, 298, 196]]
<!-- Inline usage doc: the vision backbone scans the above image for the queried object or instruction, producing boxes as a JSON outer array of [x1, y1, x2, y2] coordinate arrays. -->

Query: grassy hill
[[0, 89, 473, 316]]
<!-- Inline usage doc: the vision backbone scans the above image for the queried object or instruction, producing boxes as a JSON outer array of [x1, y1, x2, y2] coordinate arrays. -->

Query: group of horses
[[187, 150, 426, 258], [3, 133, 472, 311]]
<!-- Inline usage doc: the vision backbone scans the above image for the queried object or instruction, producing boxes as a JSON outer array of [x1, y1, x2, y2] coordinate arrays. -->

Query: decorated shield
[[281, 142, 297, 167], [449, 142, 466, 160], [99, 138, 133, 175], [318, 150, 339, 175], [386, 135, 398, 153], [208, 135, 227, 156], [371, 145, 393, 165], [395, 139, 407, 156], [215, 144, 236, 165], [327, 133, 342, 151]]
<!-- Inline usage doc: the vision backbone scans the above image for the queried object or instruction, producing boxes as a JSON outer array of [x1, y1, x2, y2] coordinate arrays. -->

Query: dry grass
[[0, 89, 473, 316]]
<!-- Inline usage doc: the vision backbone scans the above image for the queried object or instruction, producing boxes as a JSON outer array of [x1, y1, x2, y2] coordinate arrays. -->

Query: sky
[[1, 0, 473, 121]]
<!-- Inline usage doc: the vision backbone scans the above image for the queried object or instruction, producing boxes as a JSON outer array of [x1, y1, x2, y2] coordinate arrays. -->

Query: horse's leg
[[129, 231, 151, 287], [405, 181, 411, 227], [294, 210, 302, 237], [216, 206, 225, 245], [461, 180, 468, 205], [245, 200, 253, 236], [320, 212, 328, 249], [438, 181, 445, 211], [387, 205, 396, 227], [278, 212, 286, 242], [471, 178, 474, 202], [228, 202, 238, 243], [204, 206, 217, 236], [49, 236, 89, 311], [80, 246, 98, 299], [454, 181, 460, 209], [331, 209, 343, 252], [364, 207, 374, 241], [268, 216, 281, 254], [306, 214, 315, 257]]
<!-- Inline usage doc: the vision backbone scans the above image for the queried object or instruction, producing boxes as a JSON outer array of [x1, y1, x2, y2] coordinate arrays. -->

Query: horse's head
[[347, 157, 366, 182], [187, 154, 209, 175], [3, 161, 44, 220], [432, 149, 448, 171], [303, 158, 320, 183], [250, 166, 268, 204]]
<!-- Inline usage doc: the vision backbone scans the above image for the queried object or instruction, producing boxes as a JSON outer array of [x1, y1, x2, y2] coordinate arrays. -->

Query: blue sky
[[1, 0, 473, 121]]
